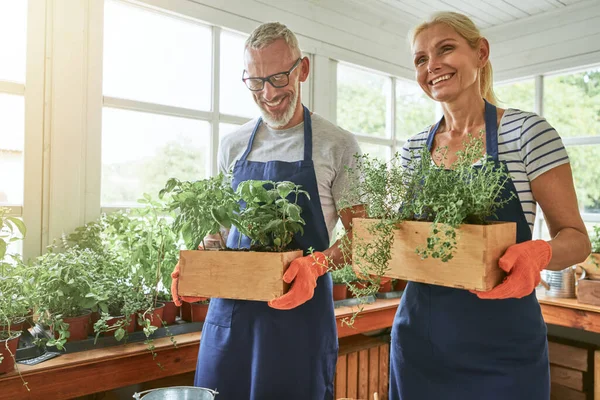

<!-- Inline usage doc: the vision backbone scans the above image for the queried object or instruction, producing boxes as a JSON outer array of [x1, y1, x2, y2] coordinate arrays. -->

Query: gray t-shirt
[[219, 113, 362, 239]]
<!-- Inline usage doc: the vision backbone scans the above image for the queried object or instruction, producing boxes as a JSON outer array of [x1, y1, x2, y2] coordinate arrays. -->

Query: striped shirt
[[400, 109, 570, 233]]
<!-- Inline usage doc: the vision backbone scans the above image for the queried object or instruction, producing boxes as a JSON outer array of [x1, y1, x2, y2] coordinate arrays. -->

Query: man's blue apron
[[194, 105, 338, 400], [390, 100, 550, 400]]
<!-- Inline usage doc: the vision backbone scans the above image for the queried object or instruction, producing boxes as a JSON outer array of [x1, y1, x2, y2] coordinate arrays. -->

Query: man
[[173, 21, 363, 400]]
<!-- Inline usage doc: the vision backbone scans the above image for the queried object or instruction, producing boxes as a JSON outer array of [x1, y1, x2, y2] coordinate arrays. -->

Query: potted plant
[[0, 207, 30, 331], [160, 175, 309, 301], [330, 266, 352, 301], [343, 133, 517, 291], [30, 248, 101, 349], [126, 196, 180, 327]]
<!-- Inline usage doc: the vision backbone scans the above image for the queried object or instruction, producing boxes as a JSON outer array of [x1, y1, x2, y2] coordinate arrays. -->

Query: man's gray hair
[[245, 22, 302, 57]]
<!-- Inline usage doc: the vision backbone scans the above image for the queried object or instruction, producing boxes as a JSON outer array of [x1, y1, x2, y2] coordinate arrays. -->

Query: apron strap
[[484, 100, 499, 161], [239, 104, 313, 162], [426, 99, 499, 161]]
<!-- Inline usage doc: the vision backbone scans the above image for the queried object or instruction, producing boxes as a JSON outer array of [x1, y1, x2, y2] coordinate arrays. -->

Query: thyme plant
[[342, 133, 515, 278]]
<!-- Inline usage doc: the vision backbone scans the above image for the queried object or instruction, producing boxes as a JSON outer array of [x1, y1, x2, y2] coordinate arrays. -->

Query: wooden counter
[[538, 291, 600, 333], [537, 290, 600, 400], [0, 298, 400, 400]]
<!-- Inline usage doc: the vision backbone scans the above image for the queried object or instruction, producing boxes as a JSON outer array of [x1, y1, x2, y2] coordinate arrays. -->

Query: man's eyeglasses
[[242, 57, 303, 91]]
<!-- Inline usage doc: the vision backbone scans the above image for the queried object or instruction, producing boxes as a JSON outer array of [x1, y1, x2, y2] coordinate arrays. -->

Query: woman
[[390, 12, 592, 400]]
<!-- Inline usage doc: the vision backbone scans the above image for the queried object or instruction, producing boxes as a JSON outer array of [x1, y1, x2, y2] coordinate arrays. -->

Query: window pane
[[101, 108, 210, 206], [0, 93, 25, 205], [220, 123, 241, 140], [396, 79, 436, 140], [103, 0, 212, 110], [0, 1, 27, 83], [495, 79, 535, 113], [544, 68, 600, 138], [220, 30, 258, 118], [337, 64, 390, 137], [359, 142, 390, 162], [567, 145, 600, 214]]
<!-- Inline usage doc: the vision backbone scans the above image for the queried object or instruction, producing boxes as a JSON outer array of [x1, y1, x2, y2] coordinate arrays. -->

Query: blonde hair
[[410, 12, 497, 105], [245, 22, 302, 58]]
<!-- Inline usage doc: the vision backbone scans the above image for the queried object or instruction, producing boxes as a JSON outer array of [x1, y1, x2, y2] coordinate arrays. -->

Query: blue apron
[[389, 101, 550, 400], [194, 106, 338, 400]]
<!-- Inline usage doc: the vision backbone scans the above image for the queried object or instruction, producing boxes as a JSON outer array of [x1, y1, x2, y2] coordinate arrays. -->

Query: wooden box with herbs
[[161, 176, 309, 302], [344, 133, 516, 291]]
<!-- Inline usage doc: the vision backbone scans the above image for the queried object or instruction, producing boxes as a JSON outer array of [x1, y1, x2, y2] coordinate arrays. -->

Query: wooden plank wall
[[335, 335, 390, 400]]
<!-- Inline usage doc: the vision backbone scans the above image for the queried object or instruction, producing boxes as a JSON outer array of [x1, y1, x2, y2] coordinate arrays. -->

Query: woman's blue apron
[[194, 106, 338, 400], [389, 100, 550, 400]]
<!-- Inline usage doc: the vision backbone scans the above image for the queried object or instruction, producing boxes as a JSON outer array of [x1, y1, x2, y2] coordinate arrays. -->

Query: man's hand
[[170, 262, 207, 307], [268, 252, 328, 310]]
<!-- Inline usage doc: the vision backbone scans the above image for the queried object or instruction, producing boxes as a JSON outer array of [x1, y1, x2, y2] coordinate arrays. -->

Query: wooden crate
[[548, 341, 589, 372], [579, 253, 600, 280], [577, 279, 600, 307], [352, 218, 516, 291], [548, 340, 592, 400], [177, 249, 301, 301], [335, 335, 389, 400]]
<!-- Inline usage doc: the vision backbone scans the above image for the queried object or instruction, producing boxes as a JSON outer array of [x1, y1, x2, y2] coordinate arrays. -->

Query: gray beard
[[259, 91, 299, 129]]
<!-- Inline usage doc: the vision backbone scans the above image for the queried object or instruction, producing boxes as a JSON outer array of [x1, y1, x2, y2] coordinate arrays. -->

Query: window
[[103, 0, 211, 110], [0, 94, 25, 206], [101, 109, 210, 206], [359, 142, 390, 162], [337, 63, 390, 138], [0, 1, 27, 209], [494, 79, 535, 113], [0, 1, 27, 84], [220, 30, 258, 118], [0, 1, 27, 257], [544, 68, 600, 216], [102, 0, 214, 207], [395, 79, 436, 140]]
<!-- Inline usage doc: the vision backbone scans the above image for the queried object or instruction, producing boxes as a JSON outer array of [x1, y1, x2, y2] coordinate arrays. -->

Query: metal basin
[[133, 386, 218, 399]]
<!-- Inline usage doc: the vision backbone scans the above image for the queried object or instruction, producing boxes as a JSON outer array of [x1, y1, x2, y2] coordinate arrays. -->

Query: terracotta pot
[[53, 310, 92, 342], [88, 311, 100, 335], [181, 301, 192, 322], [332, 284, 348, 301], [161, 301, 180, 325], [136, 303, 166, 330], [0, 318, 25, 333], [0, 332, 21, 375], [394, 279, 408, 291], [104, 313, 136, 336], [190, 303, 209, 322], [378, 280, 393, 293]]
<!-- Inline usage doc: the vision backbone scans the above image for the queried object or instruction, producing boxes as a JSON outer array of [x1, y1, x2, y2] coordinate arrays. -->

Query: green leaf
[[115, 327, 125, 341]]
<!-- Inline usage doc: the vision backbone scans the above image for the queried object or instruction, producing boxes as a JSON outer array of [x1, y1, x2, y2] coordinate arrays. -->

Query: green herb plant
[[340, 132, 514, 297], [160, 174, 239, 251], [235, 180, 309, 252]]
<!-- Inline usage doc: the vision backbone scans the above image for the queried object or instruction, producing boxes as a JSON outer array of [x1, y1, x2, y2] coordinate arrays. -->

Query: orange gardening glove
[[171, 262, 207, 307], [268, 252, 328, 310], [471, 240, 552, 300]]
